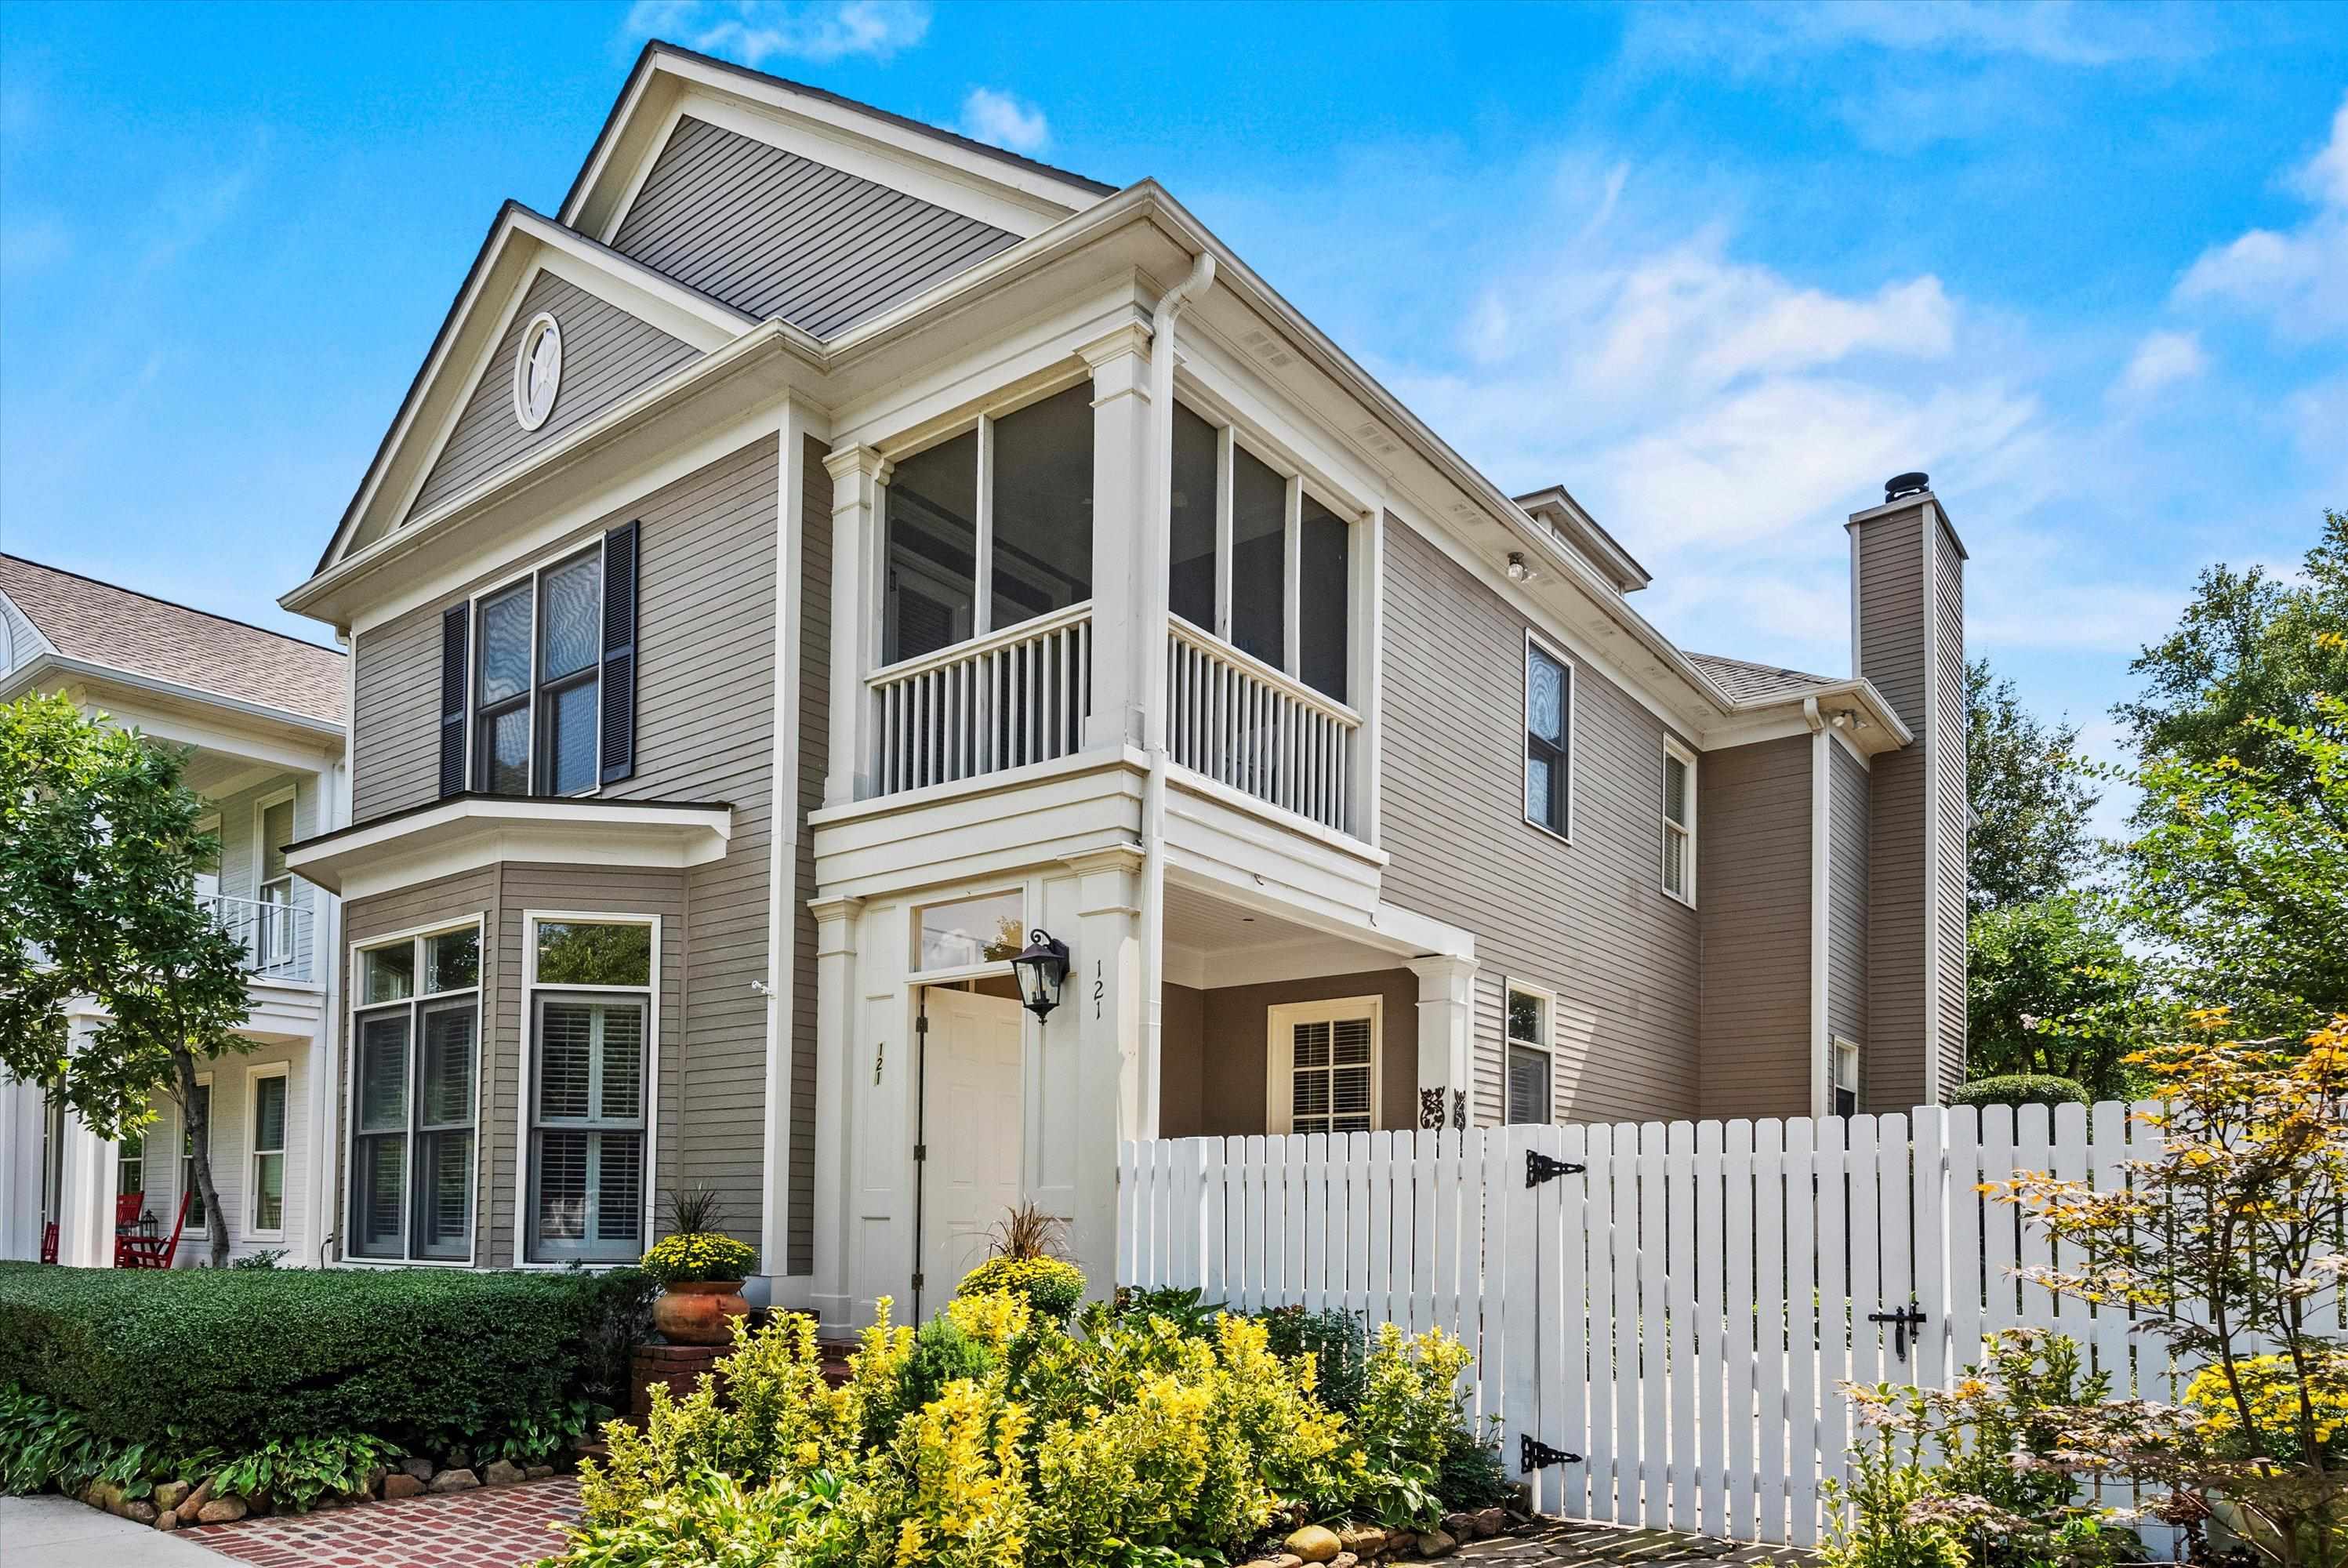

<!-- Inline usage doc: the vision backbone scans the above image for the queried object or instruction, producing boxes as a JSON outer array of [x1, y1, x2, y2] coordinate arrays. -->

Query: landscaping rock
[[1271, 1555, 1304, 1568], [153, 1480, 191, 1514], [383, 1472, 426, 1500], [524, 1464, 557, 1480], [154, 1510, 179, 1532], [1440, 1514, 1477, 1541], [428, 1467, 480, 1494], [123, 1501, 158, 1524], [1286, 1526, 1343, 1564], [1331, 1553, 1359, 1568], [1417, 1530, 1457, 1559], [196, 1498, 249, 1524], [399, 1457, 436, 1483], [1472, 1508, 1509, 1538], [484, 1458, 528, 1486], [176, 1477, 214, 1523], [363, 1465, 388, 1496], [1339, 1527, 1388, 1558], [1236, 1559, 1285, 1568]]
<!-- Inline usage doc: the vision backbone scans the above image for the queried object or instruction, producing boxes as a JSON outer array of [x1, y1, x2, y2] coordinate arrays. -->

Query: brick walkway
[[1453, 1518, 1816, 1567], [186, 1476, 582, 1568]]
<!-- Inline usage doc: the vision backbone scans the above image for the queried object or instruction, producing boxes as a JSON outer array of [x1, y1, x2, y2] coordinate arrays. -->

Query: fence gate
[[1119, 1104, 2175, 1548]]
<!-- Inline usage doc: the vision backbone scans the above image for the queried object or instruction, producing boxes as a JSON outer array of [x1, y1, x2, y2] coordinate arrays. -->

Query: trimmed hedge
[[0, 1262, 651, 1452], [1950, 1073, 2093, 1110]]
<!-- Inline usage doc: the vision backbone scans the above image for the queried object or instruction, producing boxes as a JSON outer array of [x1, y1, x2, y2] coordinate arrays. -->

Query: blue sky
[[2, 0, 2343, 826]]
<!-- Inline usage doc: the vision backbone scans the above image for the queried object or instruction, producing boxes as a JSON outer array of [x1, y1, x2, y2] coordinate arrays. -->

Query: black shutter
[[438, 604, 468, 797], [600, 521, 640, 785]]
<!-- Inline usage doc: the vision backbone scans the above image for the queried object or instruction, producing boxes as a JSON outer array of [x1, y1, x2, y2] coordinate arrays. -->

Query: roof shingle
[[1684, 650, 1838, 705]]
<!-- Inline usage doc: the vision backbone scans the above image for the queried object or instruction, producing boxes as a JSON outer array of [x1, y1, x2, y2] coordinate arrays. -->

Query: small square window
[[535, 921, 652, 987], [916, 892, 1024, 972]]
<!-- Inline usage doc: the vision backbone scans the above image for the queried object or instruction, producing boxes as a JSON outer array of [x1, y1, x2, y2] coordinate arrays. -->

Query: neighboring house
[[276, 43, 1967, 1324], [0, 555, 350, 1268]]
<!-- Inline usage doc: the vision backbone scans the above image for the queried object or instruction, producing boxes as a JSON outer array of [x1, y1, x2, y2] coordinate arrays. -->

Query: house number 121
[[1094, 960, 1104, 1020]]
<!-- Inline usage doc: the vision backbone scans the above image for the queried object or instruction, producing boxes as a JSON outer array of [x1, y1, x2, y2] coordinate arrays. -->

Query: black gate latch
[[1521, 1435, 1582, 1472], [1867, 1305, 1929, 1362], [1526, 1150, 1587, 1187]]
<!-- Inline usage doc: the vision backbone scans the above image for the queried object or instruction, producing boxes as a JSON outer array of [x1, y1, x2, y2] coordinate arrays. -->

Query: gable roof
[[0, 554, 345, 725], [1682, 651, 1838, 704]]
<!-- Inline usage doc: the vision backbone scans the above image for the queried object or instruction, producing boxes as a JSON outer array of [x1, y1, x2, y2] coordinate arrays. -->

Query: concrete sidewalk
[[0, 1495, 227, 1567]]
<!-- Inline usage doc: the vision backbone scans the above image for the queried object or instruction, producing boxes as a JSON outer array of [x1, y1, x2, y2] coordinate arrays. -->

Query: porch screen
[[528, 996, 646, 1262]]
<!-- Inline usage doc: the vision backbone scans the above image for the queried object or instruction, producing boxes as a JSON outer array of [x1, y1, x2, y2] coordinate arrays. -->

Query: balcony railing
[[1167, 617, 1359, 835], [869, 601, 1094, 796], [204, 893, 313, 984]]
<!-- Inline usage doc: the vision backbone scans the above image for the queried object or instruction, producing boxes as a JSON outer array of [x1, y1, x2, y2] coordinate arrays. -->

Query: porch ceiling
[[1159, 880, 1412, 993], [1162, 882, 1328, 955]]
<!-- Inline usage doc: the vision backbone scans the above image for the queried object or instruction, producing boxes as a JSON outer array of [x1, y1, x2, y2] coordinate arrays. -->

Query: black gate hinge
[[1521, 1435, 1582, 1472], [1867, 1305, 1929, 1362], [1526, 1150, 1587, 1187], [911, 1271, 924, 1291], [913, 1143, 927, 1162]]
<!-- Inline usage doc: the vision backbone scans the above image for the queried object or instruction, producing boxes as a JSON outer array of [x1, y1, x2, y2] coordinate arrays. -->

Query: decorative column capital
[[1075, 319, 1155, 372], [1062, 843, 1145, 917], [806, 894, 865, 956], [1405, 953, 1479, 1000], [822, 444, 893, 487]]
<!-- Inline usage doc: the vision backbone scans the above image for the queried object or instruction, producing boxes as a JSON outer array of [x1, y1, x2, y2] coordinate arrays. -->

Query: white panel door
[[921, 988, 1025, 1310]]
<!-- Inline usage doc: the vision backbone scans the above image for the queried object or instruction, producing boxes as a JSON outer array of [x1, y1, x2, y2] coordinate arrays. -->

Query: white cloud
[[2173, 93, 2348, 340], [622, 0, 931, 66], [958, 87, 1049, 154], [2111, 329, 2206, 401]]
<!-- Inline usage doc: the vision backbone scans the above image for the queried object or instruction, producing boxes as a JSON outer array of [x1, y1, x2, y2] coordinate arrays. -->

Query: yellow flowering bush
[[642, 1230, 757, 1285], [2187, 1355, 2348, 1464], [842, 1377, 1031, 1568], [958, 1256, 1086, 1323]]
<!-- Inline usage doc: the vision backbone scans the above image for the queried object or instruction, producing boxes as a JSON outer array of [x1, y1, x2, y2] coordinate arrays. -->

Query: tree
[[1966, 658, 2100, 913], [2115, 509, 2348, 815], [1965, 893, 2143, 1098], [0, 693, 254, 1265]]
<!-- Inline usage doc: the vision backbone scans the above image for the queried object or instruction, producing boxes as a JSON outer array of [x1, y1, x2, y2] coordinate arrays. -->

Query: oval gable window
[[512, 312, 564, 431]]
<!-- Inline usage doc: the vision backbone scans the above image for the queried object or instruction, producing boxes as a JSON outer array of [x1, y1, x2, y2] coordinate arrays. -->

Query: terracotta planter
[[652, 1280, 749, 1345]]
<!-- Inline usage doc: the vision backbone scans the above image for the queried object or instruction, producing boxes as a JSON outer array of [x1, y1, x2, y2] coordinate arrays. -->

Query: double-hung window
[[257, 792, 296, 967], [249, 1067, 288, 1235], [348, 923, 481, 1261], [1524, 637, 1573, 838], [475, 550, 602, 797], [1505, 984, 1553, 1125], [527, 916, 655, 1263], [1267, 997, 1381, 1135], [117, 1130, 144, 1200], [1662, 740, 1697, 904]]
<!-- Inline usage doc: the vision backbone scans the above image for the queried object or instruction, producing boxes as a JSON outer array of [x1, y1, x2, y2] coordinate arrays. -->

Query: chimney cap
[[1885, 471, 1930, 503]]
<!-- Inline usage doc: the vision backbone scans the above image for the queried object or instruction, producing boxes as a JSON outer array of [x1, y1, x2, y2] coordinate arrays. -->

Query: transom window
[[1268, 997, 1381, 1135], [915, 891, 1025, 972], [475, 549, 602, 797], [1506, 983, 1553, 1126], [527, 916, 655, 1264], [1662, 741, 1697, 904], [249, 1068, 288, 1236], [884, 383, 1094, 665], [1525, 637, 1573, 839], [1167, 401, 1352, 702], [349, 923, 481, 1262]]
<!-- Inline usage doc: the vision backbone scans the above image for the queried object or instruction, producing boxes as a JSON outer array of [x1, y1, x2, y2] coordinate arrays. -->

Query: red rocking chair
[[118, 1192, 190, 1270], [40, 1222, 59, 1264], [113, 1191, 151, 1268]]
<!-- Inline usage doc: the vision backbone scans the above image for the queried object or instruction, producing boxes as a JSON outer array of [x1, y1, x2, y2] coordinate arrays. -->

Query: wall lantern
[[1010, 927, 1070, 1022]]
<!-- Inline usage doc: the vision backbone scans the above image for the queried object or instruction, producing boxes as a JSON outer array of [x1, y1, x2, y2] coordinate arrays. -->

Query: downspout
[[1138, 250, 1217, 1140]]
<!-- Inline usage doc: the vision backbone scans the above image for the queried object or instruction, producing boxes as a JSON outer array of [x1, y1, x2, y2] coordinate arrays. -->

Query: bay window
[[527, 916, 655, 1263], [348, 922, 480, 1261]]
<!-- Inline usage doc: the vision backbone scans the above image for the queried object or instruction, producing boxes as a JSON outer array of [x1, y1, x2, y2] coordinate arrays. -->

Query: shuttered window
[[1662, 742, 1696, 904], [1268, 998, 1381, 1135], [1505, 983, 1553, 1125], [527, 915, 654, 1264], [347, 923, 480, 1262]]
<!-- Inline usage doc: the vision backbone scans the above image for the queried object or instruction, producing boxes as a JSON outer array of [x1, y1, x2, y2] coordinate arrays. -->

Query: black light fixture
[[1010, 927, 1070, 1022]]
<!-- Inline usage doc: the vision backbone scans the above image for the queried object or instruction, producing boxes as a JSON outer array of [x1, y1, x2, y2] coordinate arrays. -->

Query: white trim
[[1522, 629, 1576, 845], [288, 797, 731, 900], [1660, 737, 1697, 907], [1264, 994, 1384, 1135], [342, 915, 485, 1266], [1501, 978, 1558, 1126], [1810, 728, 1833, 1121], [255, 785, 299, 964], [515, 909, 662, 1269], [513, 311, 564, 432], [244, 1061, 291, 1242]]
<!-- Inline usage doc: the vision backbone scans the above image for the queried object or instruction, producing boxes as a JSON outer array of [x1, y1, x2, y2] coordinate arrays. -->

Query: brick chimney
[[1848, 473, 1968, 1109]]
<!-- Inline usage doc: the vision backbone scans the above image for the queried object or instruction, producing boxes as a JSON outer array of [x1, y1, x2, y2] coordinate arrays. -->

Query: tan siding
[[407, 273, 699, 523], [1857, 513, 1927, 731], [1378, 518, 1700, 1124], [1866, 750, 1929, 1110], [1827, 742, 1870, 1054], [1932, 520, 1969, 1097], [789, 436, 833, 1275], [1695, 735, 1813, 1120], [1171, 970, 1421, 1136], [611, 116, 1020, 340], [350, 607, 441, 822]]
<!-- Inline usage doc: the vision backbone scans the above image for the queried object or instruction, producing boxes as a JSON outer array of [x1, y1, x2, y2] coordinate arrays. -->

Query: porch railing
[[1167, 617, 1359, 835], [203, 893, 312, 983], [869, 602, 1094, 796]]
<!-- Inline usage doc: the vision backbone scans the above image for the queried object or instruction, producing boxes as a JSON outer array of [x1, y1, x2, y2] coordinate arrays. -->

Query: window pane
[[989, 385, 1094, 632], [535, 921, 652, 986], [597, 1004, 646, 1120], [1528, 647, 1566, 746], [253, 1076, 286, 1154], [481, 706, 530, 794], [478, 586, 532, 706], [1665, 827, 1688, 898], [535, 1131, 588, 1243], [254, 1152, 284, 1232], [182, 1083, 209, 1228], [1507, 1044, 1551, 1126], [361, 943, 414, 1004], [916, 891, 1023, 971], [426, 929, 478, 994], [354, 1134, 405, 1258], [885, 430, 977, 663], [539, 553, 601, 681], [1526, 753, 1555, 826], [416, 1129, 472, 1259], [536, 1003, 593, 1121], [1664, 753, 1689, 827], [1230, 445, 1286, 667], [1169, 404, 1218, 629], [420, 1001, 476, 1127], [543, 677, 600, 794], [357, 1013, 408, 1132], [595, 1131, 644, 1246], [261, 798, 295, 880], [1297, 495, 1348, 702], [1508, 989, 1544, 1046]]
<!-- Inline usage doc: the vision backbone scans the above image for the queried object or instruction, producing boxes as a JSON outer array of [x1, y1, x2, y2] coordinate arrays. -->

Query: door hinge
[[913, 1143, 927, 1163], [1520, 1435, 1581, 1472], [1526, 1150, 1587, 1187], [915, 1012, 929, 1036], [1867, 1305, 1929, 1362], [911, 1270, 924, 1292]]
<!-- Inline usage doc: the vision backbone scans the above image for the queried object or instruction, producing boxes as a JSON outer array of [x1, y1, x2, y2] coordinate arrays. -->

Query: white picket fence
[[1118, 1102, 2184, 1548]]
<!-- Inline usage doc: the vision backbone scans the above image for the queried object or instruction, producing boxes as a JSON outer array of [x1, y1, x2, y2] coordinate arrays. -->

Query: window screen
[[1229, 445, 1287, 668], [1168, 404, 1220, 629], [989, 384, 1094, 632], [884, 431, 978, 663]]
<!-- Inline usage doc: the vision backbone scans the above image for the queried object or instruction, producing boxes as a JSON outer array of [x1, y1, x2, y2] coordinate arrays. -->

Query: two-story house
[[277, 43, 1967, 1326], [1, 555, 350, 1267]]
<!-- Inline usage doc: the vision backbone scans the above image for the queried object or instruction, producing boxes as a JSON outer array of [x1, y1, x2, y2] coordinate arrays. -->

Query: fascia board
[[2, 655, 347, 753], [285, 797, 734, 896]]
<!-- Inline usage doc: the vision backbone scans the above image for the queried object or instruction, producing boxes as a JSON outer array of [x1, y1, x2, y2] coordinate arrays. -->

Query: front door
[[920, 987, 1024, 1311]]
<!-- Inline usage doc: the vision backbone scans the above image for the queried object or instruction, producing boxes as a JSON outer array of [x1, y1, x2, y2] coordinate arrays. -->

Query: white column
[[1060, 844, 1144, 1294], [1406, 955, 1479, 1131], [1079, 322, 1154, 753], [807, 894, 863, 1330], [0, 1076, 46, 1261], [823, 447, 892, 808], [56, 1016, 117, 1267]]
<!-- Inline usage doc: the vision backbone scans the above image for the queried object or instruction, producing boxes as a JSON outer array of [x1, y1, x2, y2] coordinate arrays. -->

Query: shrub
[[0, 1261, 651, 1454], [1257, 1305, 1369, 1414], [557, 1466, 844, 1568], [959, 1255, 1085, 1324], [1950, 1074, 2092, 1110], [1352, 1323, 1476, 1529], [641, 1232, 758, 1285]]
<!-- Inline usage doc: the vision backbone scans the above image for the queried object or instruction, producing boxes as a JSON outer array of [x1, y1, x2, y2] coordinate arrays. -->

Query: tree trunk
[[172, 1047, 230, 1267]]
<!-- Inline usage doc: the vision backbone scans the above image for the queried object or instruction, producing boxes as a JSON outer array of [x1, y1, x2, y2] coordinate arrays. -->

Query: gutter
[[1138, 249, 1217, 1142]]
